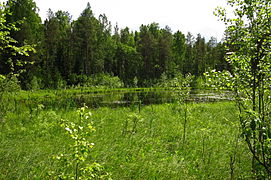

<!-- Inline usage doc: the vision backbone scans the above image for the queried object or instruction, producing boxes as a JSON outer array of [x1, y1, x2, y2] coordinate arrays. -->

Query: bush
[[94, 74, 124, 88], [68, 73, 124, 89], [25, 76, 44, 90], [0, 75, 21, 93], [156, 72, 194, 88]]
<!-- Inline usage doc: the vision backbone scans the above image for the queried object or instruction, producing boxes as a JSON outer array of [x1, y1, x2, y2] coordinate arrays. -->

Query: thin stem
[[75, 162, 79, 180], [183, 101, 188, 144]]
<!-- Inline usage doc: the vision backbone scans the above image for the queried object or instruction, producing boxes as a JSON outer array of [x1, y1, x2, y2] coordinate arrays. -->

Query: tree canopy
[[0, 0, 227, 89]]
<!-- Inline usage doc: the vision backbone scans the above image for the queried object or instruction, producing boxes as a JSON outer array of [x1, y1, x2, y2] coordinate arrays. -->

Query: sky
[[35, 0, 227, 41]]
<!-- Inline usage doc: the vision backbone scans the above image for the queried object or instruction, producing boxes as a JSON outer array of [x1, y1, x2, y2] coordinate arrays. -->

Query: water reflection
[[73, 89, 231, 108]]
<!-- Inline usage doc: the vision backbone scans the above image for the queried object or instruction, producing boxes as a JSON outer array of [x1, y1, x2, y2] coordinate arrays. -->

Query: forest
[[1, 0, 271, 179], [0, 0, 227, 89]]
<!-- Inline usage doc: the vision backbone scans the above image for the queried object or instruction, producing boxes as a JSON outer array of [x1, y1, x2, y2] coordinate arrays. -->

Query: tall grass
[[0, 94, 252, 179], [90, 102, 251, 179]]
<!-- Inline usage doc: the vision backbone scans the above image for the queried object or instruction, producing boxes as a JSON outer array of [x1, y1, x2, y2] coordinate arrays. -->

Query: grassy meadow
[[0, 90, 253, 179]]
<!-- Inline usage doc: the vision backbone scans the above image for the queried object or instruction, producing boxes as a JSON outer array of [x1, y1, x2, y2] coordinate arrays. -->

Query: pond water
[[19, 88, 232, 109], [72, 88, 232, 108]]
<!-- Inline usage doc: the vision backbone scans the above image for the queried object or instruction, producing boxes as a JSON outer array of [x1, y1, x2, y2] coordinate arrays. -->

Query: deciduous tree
[[214, 0, 271, 176]]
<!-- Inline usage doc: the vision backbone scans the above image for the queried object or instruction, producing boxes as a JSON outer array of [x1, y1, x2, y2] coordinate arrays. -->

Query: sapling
[[174, 74, 193, 145], [50, 105, 110, 179], [122, 112, 143, 136], [0, 3, 35, 127], [206, 0, 271, 176], [229, 135, 239, 180]]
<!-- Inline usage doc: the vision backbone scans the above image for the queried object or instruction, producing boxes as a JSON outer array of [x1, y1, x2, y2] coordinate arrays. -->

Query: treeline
[[0, 0, 228, 89]]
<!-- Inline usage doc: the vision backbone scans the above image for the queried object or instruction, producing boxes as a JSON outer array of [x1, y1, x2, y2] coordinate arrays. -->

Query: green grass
[[11, 87, 216, 109], [0, 98, 252, 179], [90, 102, 251, 179]]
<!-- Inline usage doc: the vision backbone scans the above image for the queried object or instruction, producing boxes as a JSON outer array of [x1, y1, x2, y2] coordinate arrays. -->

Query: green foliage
[[157, 73, 193, 88], [157, 72, 194, 146], [2, 1, 229, 89], [68, 73, 124, 89], [25, 75, 43, 90], [50, 105, 110, 179], [0, 89, 254, 179], [204, 70, 233, 90], [2, 0, 41, 89], [42, 9, 71, 89], [68, 74, 89, 86], [93, 74, 124, 88], [211, 0, 271, 176], [0, 75, 21, 93], [157, 73, 194, 102], [0, 2, 35, 123], [122, 112, 143, 136], [91, 102, 251, 179], [0, 2, 35, 77], [114, 42, 141, 86]]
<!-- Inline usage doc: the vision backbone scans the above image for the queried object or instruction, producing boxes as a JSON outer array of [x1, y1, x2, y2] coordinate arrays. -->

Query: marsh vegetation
[[1, 0, 271, 178]]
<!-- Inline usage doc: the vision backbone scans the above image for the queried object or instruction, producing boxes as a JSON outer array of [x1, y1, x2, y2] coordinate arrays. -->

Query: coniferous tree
[[172, 30, 186, 75], [55, 10, 72, 79], [184, 32, 194, 75], [72, 3, 100, 75], [1, 1, 228, 88], [194, 34, 207, 76], [98, 14, 116, 76], [158, 26, 173, 78], [43, 9, 72, 88], [137, 23, 162, 85]]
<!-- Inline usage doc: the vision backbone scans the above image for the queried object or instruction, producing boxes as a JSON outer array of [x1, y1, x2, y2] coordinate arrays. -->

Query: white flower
[[65, 127, 72, 133]]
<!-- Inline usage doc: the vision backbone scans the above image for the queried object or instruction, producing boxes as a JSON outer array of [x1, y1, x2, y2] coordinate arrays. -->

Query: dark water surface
[[17, 88, 232, 109], [72, 88, 232, 108]]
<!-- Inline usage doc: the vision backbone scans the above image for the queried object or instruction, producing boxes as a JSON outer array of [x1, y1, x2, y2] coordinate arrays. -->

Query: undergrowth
[[0, 100, 252, 179]]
